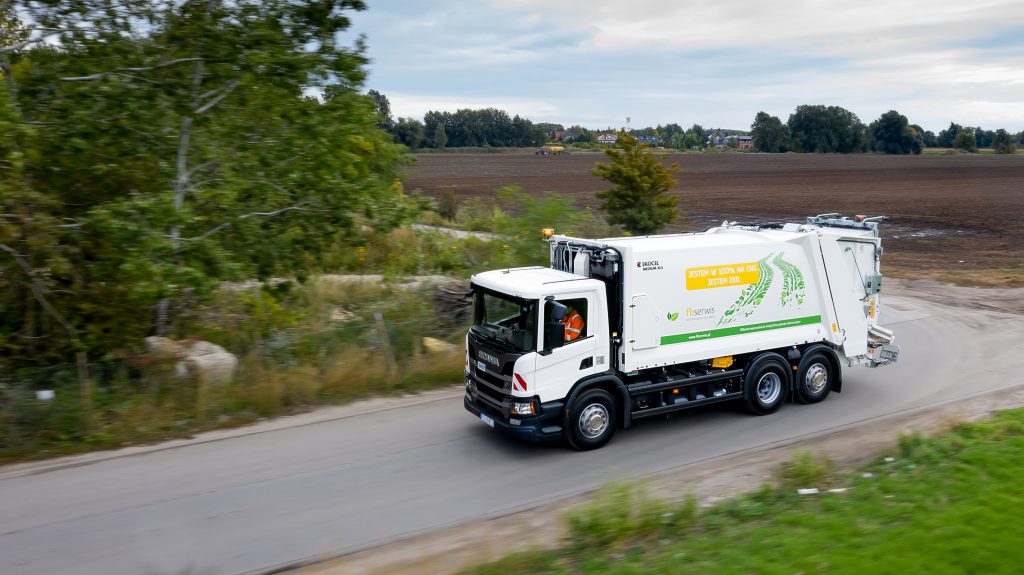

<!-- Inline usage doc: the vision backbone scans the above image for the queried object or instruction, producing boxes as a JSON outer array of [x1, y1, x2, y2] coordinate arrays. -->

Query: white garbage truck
[[463, 214, 900, 449]]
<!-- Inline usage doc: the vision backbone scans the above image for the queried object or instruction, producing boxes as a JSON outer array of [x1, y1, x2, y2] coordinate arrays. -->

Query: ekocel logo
[[637, 259, 663, 271]]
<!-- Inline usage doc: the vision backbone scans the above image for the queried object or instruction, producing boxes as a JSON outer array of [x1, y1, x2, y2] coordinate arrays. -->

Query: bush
[[776, 450, 835, 489]]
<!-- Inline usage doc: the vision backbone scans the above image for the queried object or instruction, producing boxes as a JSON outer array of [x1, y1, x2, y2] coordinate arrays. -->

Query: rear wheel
[[567, 389, 617, 450], [795, 351, 834, 404], [745, 356, 788, 415]]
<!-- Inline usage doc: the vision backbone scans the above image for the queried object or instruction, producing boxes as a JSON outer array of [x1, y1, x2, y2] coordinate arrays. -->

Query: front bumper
[[464, 394, 564, 443]]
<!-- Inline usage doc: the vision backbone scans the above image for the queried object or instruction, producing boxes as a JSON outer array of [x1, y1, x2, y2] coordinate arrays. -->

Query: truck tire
[[744, 355, 788, 415], [795, 351, 833, 404], [567, 389, 617, 450]]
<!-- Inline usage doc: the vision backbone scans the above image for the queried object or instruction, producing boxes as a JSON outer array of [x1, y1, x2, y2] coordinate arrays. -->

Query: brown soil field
[[403, 152, 1024, 286]]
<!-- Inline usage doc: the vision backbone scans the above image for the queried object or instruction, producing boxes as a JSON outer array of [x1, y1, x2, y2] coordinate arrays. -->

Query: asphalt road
[[2, 285, 1023, 575]]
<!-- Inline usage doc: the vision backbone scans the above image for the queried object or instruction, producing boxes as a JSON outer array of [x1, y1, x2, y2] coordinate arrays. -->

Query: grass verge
[[462, 408, 1024, 575]]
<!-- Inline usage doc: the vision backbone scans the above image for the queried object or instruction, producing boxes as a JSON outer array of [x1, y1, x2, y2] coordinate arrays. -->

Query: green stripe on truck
[[661, 315, 823, 345]]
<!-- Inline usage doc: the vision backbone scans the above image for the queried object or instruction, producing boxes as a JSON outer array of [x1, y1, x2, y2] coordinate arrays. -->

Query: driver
[[560, 306, 584, 342]]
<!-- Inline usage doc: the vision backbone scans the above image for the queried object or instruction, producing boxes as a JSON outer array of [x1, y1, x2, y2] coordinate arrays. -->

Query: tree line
[[371, 93, 1022, 155], [751, 107, 1020, 154]]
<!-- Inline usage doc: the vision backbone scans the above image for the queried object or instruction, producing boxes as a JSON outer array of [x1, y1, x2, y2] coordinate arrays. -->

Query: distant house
[[707, 134, 729, 149], [635, 135, 660, 145], [707, 133, 753, 149], [597, 133, 618, 144]]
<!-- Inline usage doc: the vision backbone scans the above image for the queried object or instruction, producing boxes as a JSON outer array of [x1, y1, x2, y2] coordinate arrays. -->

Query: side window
[[544, 297, 588, 347]]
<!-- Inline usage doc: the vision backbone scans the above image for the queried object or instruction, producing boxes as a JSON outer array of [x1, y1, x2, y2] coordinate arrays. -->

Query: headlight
[[465, 378, 476, 398], [511, 400, 537, 416]]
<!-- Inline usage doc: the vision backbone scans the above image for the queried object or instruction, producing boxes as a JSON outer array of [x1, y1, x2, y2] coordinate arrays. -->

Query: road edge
[[0, 386, 464, 480]]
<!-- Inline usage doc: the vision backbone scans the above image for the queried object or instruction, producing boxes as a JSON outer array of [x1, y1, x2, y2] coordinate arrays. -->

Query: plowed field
[[403, 152, 1024, 285]]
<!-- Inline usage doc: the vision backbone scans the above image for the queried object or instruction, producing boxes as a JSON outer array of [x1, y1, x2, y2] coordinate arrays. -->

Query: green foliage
[[432, 122, 447, 150], [366, 89, 393, 131], [776, 450, 835, 489], [0, 278, 468, 462], [593, 132, 679, 235], [565, 481, 698, 550], [394, 117, 426, 149], [870, 110, 923, 155], [788, 104, 868, 153], [437, 188, 459, 221], [464, 407, 1024, 575], [955, 130, 978, 152], [750, 111, 790, 152], [1, 1, 413, 369], [423, 108, 545, 148], [937, 122, 963, 147], [993, 129, 1017, 154]]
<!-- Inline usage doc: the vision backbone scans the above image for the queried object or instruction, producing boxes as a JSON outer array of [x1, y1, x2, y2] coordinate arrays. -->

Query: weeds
[[776, 450, 835, 490], [464, 408, 1024, 575], [565, 481, 698, 551]]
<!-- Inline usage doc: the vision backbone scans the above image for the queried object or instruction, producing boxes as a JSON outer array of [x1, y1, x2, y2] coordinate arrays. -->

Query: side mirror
[[542, 322, 565, 355], [548, 301, 567, 321]]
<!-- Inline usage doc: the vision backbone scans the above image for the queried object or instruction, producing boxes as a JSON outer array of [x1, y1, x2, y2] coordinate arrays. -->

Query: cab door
[[530, 291, 605, 402]]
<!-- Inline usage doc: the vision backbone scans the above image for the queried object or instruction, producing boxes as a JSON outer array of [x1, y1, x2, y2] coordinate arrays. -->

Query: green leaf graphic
[[773, 253, 806, 308], [718, 254, 774, 325]]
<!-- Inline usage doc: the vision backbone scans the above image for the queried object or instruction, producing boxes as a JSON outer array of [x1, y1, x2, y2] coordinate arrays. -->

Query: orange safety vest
[[561, 310, 584, 342]]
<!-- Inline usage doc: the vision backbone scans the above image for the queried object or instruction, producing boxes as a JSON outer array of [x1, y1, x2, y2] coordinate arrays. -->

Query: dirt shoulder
[[290, 279, 1024, 575]]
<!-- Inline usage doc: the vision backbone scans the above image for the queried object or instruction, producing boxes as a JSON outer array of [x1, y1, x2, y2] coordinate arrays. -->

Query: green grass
[[462, 408, 1024, 575]]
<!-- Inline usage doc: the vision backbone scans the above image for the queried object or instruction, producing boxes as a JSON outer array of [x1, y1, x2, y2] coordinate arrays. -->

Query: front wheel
[[567, 389, 617, 450], [795, 351, 834, 404]]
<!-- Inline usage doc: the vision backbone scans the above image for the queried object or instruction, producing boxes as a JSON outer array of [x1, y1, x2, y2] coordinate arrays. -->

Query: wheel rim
[[804, 363, 828, 394], [757, 372, 781, 404], [578, 403, 609, 439]]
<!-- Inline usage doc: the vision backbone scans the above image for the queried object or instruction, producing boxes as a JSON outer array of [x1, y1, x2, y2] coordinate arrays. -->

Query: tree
[[788, 105, 867, 153], [367, 89, 393, 131], [687, 124, 705, 149], [937, 122, 962, 148], [433, 122, 447, 150], [593, 132, 679, 235], [869, 110, 922, 154], [1, 0, 411, 368], [914, 126, 938, 147], [974, 127, 994, 148], [750, 111, 790, 152], [954, 130, 978, 152], [393, 117, 425, 149], [992, 129, 1016, 154]]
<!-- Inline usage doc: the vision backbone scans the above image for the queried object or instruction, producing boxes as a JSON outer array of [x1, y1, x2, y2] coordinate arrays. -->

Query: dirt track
[[403, 153, 1024, 285]]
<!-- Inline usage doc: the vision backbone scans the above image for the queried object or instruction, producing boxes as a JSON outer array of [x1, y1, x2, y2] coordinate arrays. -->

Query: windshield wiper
[[470, 325, 515, 351]]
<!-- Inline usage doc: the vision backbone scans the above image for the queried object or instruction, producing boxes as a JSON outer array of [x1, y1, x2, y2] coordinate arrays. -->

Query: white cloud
[[388, 93, 562, 121], [355, 1, 1024, 131]]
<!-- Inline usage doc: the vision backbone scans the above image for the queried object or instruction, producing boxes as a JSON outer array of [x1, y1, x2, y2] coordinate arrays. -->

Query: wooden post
[[373, 312, 400, 383]]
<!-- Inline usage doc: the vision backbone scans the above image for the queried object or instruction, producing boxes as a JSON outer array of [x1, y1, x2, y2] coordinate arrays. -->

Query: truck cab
[[464, 267, 611, 443]]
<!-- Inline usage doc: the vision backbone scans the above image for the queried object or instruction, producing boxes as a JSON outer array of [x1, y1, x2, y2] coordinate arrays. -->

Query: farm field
[[403, 152, 1024, 285]]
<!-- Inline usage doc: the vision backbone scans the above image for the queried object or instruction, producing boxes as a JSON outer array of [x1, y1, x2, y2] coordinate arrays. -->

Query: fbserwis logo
[[637, 260, 663, 271]]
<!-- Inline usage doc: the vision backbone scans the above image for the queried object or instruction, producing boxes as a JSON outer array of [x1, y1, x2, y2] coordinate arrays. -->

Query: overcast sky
[[345, 1, 1024, 133]]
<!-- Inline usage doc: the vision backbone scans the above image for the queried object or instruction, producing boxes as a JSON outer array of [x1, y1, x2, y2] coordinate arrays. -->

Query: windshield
[[471, 289, 537, 352]]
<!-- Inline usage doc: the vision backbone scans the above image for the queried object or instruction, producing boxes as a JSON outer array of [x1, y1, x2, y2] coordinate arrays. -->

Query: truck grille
[[471, 366, 510, 415]]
